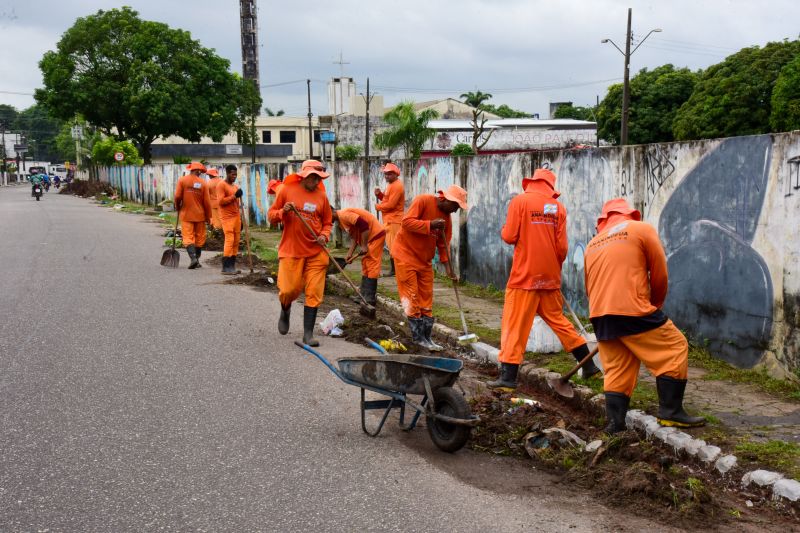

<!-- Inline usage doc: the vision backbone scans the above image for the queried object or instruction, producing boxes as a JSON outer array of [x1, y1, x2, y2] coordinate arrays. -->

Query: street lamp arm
[[601, 38, 625, 56], [630, 28, 662, 55]]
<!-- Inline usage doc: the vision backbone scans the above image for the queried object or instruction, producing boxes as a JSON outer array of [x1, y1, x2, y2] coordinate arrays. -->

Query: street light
[[601, 8, 662, 145]]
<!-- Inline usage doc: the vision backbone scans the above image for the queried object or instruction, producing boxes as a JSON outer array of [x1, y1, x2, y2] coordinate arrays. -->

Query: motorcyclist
[[29, 173, 44, 196], [53, 175, 61, 189], [42, 173, 51, 191]]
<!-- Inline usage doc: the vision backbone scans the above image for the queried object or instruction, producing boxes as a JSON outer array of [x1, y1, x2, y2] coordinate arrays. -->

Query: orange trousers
[[385, 223, 401, 255], [211, 207, 222, 230], [278, 250, 330, 308], [181, 221, 207, 247], [361, 234, 386, 278], [599, 319, 688, 397], [499, 288, 586, 365], [222, 216, 241, 257], [394, 259, 433, 318]]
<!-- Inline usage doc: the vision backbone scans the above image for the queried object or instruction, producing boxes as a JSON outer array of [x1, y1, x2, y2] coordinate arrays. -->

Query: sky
[[1, 0, 799, 119]]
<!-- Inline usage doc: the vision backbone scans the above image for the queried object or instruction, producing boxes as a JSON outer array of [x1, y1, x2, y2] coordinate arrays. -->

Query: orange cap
[[268, 179, 282, 194], [186, 162, 207, 172], [206, 168, 219, 177], [596, 198, 641, 228], [382, 162, 401, 175], [438, 184, 468, 210]]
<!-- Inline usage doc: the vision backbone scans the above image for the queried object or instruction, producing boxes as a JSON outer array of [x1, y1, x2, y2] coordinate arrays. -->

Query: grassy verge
[[734, 439, 800, 480]]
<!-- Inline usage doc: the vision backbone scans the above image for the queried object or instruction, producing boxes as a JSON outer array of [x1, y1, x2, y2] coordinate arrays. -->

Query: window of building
[[313, 130, 321, 143], [262, 130, 271, 143], [279, 130, 296, 143]]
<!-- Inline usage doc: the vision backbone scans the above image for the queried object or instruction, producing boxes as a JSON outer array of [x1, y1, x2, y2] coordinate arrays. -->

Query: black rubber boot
[[422, 316, 443, 352], [230, 256, 241, 275], [221, 256, 234, 275], [656, 376, 706, 428], [187, 245, 199, 269], [195, 247, 202, 267], [351, 277, 367, 304], [604, 392, 630, 434], [302, 306, 320, 347], [487, 363, 519, 390], [278, 303, 291, 335], [386, 258, 395, 277], [572, 343, 601, 379], [408, 317, 433, 350], [362, 277, 378, 306]]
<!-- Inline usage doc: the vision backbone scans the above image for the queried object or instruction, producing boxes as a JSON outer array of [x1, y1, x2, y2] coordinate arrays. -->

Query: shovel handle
[[171, 211, 180, 251], [561, 345, 600, 382], [451, 280, 470, 336], [239, 201, 254, 273], [562, 293, 590, 338]]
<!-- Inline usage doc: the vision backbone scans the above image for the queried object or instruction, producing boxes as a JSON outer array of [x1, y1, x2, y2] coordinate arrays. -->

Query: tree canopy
[[35, 7, 260, 163], [91, 136, 143, 166], [374, 102, 439, 160], [553, 104, 596, 121], [770, 53, 800, 132]]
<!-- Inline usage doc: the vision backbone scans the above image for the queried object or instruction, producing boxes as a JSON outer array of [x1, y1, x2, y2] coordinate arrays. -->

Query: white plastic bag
[[319, 309, 344, 335]]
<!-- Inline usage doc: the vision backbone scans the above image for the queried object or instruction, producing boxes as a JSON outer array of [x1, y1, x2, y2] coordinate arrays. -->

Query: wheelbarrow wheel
[[426, 386, 471, 453]]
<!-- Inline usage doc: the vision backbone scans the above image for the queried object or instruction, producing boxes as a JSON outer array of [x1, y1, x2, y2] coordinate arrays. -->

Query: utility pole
[[362, 77, 376, 211], [307, 79, 314, 159], [0, 121, 6, 186]]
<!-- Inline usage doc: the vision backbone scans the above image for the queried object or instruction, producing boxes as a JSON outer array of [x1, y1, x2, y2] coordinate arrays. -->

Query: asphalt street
[[0, 185, 674, 532]]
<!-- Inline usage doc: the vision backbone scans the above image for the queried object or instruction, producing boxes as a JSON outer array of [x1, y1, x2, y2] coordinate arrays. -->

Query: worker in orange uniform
[[174, 161, 212, 269], [217, 165, 243, 275], [268, 179, 284, 198], [488, 169, 599, 390], [392, 185, 467, 351], [206, 168, 223, 234], [374, 162, 405, 277], [584, 198, 705, 433], [268, 160, 333, 347], [331, 208, 386, 306]]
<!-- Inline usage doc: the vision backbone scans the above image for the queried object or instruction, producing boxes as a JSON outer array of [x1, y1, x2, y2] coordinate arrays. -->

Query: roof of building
[[426, 118, 596, 131]]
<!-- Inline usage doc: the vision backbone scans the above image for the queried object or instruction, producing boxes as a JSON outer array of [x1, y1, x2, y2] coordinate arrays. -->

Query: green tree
[[13, 104, 65, 161], [450, 143, 475, 156], [460, 90, 496, 153], [374, 102, 439, 160], [553, 104, 596, 121], [265, 107, 285, 116], [91, 136, 143, 166], [480, 103, 531, 118], [0, 104, 18, 127], [460, 91, 493, 108], [335, 144, 362, 161], [36, 7, 260, 164], [770, 54, 800, 132], [673, 40, 800, 140]]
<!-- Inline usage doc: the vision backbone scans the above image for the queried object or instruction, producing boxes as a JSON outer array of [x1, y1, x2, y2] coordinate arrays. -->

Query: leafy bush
[[335, 144, 362, 161], [450, 143, 475, 156]]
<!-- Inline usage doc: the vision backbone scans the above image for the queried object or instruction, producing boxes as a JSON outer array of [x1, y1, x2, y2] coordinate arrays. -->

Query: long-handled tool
[[239, 201, 254, 274], [451, 280, 478, 345], [160, 212, 180, 268], [563, 294, 591, 339], [288, 204, 376, 318], [547, 345, 600, 398]]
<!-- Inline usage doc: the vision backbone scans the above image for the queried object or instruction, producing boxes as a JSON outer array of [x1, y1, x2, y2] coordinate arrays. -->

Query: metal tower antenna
[[239, 0, 260, 89]]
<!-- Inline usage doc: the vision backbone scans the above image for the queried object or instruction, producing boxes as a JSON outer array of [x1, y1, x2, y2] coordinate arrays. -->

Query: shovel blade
[[547, 377, 575, 398], [161, 249, 180, 268]]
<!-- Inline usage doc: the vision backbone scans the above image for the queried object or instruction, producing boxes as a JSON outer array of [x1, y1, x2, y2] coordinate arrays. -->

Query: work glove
[[235, 189, 243, 198]]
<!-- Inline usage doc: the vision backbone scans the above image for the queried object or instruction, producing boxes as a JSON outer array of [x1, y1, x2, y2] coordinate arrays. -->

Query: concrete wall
[[98, 131, 800, 374]]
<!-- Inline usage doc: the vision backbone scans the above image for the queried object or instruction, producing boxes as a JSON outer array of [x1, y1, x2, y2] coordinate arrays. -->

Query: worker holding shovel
[[206, 168, 223, 234], [374, 162, 405, 277], [488, 169, 599, 391], [174, 162, 212, 270], [268, 160, 333, 347], [217, 164, 243, 275], [391, 185, 467, 352], [584, 198, 705, 433], [331, 208, 386, 307]]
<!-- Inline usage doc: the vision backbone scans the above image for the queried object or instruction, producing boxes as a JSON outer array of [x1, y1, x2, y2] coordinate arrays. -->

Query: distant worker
[[217, 165, 243, 275], [392, 185, 467, 351], [584, 198, 705, 433], [268, 160, 333, 347], [331, 208, 386, 307], [174, 162, 212, 270], [268, 179, 284, 198], [374, 162, 405, 277], [489, 169, 599, 390], [206, 168, 223, 233]]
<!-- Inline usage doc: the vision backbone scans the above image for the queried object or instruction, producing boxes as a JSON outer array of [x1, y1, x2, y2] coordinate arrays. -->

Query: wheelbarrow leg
[[399, 395, 427, 432], [360, 388, 403, 437]]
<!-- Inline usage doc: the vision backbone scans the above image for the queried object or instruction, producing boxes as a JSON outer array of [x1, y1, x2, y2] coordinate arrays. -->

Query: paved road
[[0, 186, 673, 532]]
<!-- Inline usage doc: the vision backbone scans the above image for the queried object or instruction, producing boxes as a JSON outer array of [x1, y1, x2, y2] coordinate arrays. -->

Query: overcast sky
[[1, 0, 799, 119]]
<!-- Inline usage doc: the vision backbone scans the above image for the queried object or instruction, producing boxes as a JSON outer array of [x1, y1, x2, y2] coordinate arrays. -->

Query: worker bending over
[[332, 207, 386, 306]]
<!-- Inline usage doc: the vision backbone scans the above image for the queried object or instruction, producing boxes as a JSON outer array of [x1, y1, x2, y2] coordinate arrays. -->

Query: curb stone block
[[636, 415, 658, 431], [742, 470, 783, 488], [697, 445, 722, 463], [644, 420, 661, 438], [589, 394, 605, 409], [471, 342, 499, 363], [772, 479, 800, 502], [715, 454, 738, 475], [666, 431, 693, 452], [625, 409, 645, 428], [653, 426, 676, 443], [683, 439, 707, 457], [573, 385, 594, 399]]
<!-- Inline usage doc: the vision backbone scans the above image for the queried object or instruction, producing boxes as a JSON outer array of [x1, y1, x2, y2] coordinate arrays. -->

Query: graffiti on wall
[[659, 136, 774, 368], [643, 144, 676, 208], [787, 156, 800, 198]]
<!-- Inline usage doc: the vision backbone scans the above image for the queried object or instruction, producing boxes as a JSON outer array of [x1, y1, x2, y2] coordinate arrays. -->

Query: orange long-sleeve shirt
[[174, 174, 211, 223], [217, 180, 241, 220], [391, 195, 451, 270], [584, 214, 669, 319], [375, 179, 405, 224], [501, 180, 568, 290], [337, 208, 385, 242], [207, 177, 222, 208], [268, 182, 333, 259]]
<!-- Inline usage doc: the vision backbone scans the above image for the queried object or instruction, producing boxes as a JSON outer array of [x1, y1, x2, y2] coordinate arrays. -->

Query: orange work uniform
[[337, 208, 386, 278], [208, 177, 222, 229], [584, 212, 686, 397], [375, 179, 405, 253], [268, 182, 333, 308], [174, 173, 211, 248], [217, 180, 242, 258], [498, 180, 586, 365], [391, 194, 451, 318]]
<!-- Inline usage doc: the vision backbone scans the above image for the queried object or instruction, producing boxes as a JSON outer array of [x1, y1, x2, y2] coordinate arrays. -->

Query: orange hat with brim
[[382, 162, 400, 175], [186, 162, 206, 172], [522, 168, 560, 197], [268, 179, 281, 194], [596, 198, 641, 228], [206, 168, 219, 177], [297, 159, 330, 179], [438, 184, 468, 210]]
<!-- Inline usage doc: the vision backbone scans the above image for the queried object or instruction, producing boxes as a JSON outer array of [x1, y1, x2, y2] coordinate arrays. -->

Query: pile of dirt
[[224, 272, 275, 289], [60, 179, 116, 197], [202, 232, 225, 251], [205, 253, 276, 273]]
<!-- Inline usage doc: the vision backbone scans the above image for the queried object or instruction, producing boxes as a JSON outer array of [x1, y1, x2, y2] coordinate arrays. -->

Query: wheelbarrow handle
[[294, 341, 344, 380], [364, 337, 387, 354]]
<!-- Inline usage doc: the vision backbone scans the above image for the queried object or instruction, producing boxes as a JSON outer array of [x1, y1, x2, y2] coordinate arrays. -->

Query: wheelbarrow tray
[[337, 354, 463, 395]]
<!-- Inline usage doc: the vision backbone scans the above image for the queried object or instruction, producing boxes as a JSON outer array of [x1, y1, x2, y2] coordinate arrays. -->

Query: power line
[[370, 77, 622, 95]]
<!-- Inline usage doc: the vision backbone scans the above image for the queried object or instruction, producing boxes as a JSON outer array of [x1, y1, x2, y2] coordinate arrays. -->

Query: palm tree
[[460, 91, 493, 108], [460, 91, 495, 154], [265, 107, 285, 116], [373, 102, 439, 160]]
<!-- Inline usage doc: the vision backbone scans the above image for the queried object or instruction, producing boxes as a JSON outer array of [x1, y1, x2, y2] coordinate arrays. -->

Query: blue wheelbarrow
[[295, 339, 479, 452]]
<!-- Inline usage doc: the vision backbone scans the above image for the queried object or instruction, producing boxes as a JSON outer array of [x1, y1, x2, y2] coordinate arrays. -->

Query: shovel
[[547, 345, 600, 398], [288, 204, 376, 319], [239, 201, 254, 274], [160, 212, 180, 268], [451, 279, 478, 345]]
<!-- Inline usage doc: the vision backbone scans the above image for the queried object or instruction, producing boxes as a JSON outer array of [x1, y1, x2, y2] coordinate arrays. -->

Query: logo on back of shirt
[[303, 202, 317, 213], [608, 221, 629, 235], [543, 203, 557, 215], [192, 182, 202, 189]]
